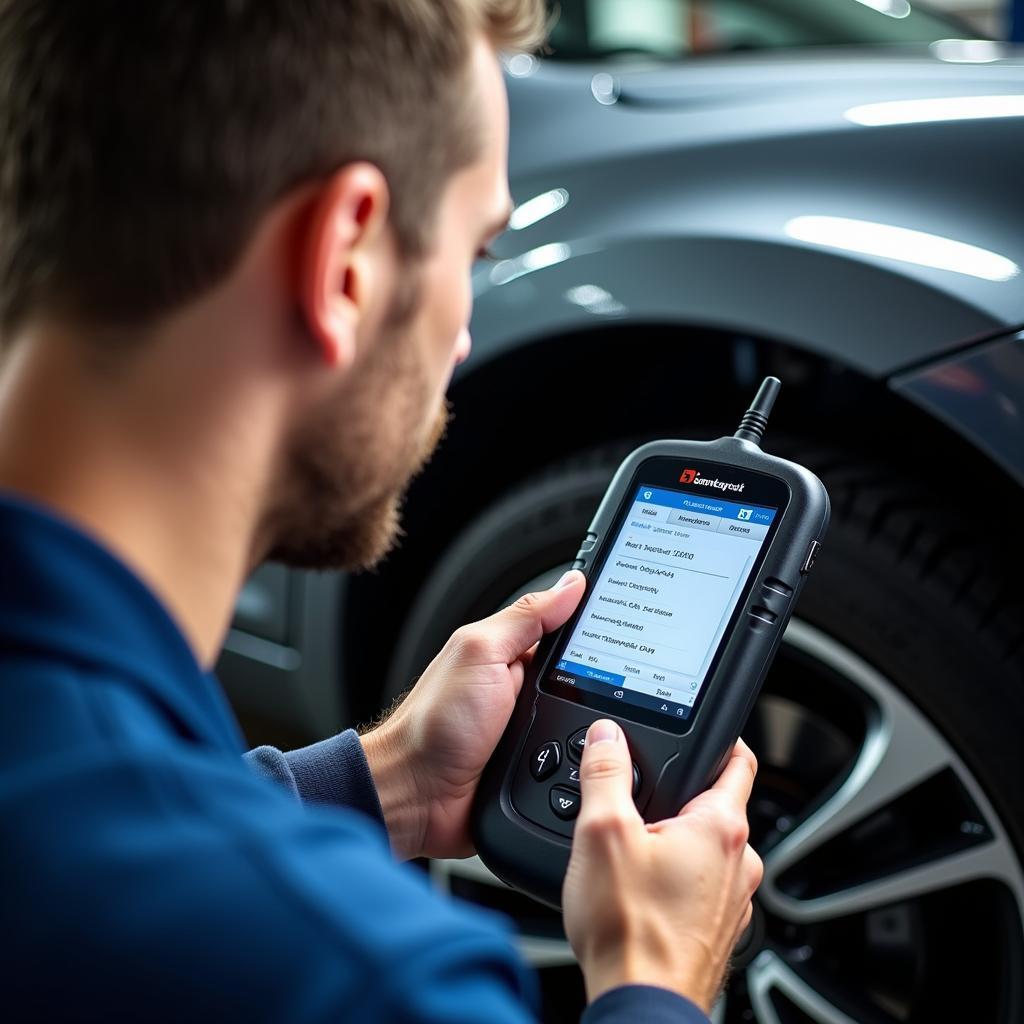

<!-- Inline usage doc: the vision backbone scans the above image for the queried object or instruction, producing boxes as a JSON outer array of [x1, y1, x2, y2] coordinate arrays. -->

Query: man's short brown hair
[[0, 0, 544, 338]]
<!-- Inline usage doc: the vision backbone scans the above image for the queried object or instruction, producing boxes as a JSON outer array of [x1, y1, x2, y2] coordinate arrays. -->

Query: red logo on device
[[679, 468, 697, 484]]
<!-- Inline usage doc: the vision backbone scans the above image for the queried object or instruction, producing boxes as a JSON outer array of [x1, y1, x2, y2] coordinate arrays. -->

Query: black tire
[[788, 447, 1024, 852], [387, 442, 1024, 1024]]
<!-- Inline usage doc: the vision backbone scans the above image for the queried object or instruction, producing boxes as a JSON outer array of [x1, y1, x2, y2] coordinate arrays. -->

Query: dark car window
[[546, 0, 975, 61]]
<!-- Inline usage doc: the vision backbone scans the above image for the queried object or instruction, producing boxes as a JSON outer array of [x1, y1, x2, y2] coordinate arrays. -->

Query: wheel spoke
[[430, 854, 509, 891], [430, 856, 578, 968], [709, 994, 726, 1024], [515, 936, 578, 969], [765, 626, 951, 875], [760, 620, 1024, 925], [765, 836, 1014, 923], [747, 950, 860, 1024]]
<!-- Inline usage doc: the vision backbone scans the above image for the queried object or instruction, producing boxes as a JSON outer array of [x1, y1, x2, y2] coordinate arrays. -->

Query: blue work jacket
[[0, 493, 705, 1023]]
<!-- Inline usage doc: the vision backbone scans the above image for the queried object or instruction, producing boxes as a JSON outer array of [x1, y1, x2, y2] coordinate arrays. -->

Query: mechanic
[[0, 2, 762, 1021]]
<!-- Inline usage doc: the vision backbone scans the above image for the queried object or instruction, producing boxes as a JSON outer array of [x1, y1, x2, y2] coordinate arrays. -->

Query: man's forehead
[[470, 39, 509, 155], [455, 36, 512, 233]]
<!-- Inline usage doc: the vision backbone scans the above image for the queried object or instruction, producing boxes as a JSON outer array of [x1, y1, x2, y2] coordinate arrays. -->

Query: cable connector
[[734, 377, 781, 447]]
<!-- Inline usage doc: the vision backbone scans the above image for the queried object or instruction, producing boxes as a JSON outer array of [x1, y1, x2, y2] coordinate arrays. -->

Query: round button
[[550, 785, 581, 820], [567, 727, 588, 763], [529, 741, 560, 781]]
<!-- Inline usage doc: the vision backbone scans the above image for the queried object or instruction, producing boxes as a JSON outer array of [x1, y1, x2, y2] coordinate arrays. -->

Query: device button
[[800, 540, 821, 575], [749, 605, 777, 625], [530, 741, 561, 781], [763, 576, 793, 598], [550, 786, 581, 820], [567, 728, 588, 763], [566, 758, 638, 798], [572, 533, 598, 570]]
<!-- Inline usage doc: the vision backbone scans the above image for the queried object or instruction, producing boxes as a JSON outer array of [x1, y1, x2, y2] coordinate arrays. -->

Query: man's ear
[[297, 162, 390, 367]]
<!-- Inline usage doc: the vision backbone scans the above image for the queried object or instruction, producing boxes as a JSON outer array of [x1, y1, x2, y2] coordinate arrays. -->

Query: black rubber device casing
[[470, 435, 831, 908]]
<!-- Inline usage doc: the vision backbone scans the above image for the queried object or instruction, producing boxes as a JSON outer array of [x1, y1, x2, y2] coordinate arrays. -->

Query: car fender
[[469, 233, 1003, 378]]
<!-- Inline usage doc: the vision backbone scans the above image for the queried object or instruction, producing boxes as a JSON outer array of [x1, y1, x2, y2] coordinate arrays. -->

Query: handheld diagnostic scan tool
[[471, 378, 830, 908]]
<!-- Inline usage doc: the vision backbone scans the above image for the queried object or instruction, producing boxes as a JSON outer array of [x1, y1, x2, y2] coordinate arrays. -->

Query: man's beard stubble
[[265, 393, 451, 573], [263, 271, 452, 573]]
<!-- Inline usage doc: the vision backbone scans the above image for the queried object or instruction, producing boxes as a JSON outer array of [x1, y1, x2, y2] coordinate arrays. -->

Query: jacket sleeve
[[247, 739, 709, 1024], [245, 728, 385, 828], [582, 985, 710, 1024]]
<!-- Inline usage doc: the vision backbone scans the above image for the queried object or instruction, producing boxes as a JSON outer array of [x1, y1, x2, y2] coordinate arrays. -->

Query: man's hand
[[563, 721, 762, 1014], [360, 569, 586, 860]]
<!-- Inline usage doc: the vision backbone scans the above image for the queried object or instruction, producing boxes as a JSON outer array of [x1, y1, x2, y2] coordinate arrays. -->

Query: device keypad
[[512, 711, 676, 839], [566, 728, 641, 794], [519, 727, 643, 834]]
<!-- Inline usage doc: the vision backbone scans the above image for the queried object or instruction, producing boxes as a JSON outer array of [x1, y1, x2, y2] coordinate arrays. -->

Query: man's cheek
[[433, 286, 470, 371], [453, 327, 472, 366]]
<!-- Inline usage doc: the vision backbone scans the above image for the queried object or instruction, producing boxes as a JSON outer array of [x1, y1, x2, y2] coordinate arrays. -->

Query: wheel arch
[[468, 233, 1007, 380]]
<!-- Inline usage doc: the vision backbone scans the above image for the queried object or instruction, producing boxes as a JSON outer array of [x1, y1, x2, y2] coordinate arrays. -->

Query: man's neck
[[0, 325, 277, 669]]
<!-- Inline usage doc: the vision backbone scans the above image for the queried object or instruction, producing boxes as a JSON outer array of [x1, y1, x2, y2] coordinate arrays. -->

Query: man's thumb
[[577, 719, 636, 823], [482, 569, 586, 663]]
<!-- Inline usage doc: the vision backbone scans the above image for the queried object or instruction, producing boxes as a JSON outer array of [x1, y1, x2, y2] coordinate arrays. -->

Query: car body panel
[[892, 329, 1024, 484], [468, 50, 1024, 380], [219, 567, 349, 740]]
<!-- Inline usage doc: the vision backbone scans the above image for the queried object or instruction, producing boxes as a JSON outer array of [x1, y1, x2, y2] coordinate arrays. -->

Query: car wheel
[[386, 444, 1024, 1024]]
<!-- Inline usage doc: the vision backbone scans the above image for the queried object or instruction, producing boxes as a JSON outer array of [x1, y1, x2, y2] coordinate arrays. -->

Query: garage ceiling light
[[509, 188, 569, 231], [489, 242, 572, 286], [505, 53, 537, 78], [564, 284, 627, 316], [852, 0, 911, 20], [846, 94, 1024, 125], [785, 216, 1020, 282], [930, 39, 1007, 64]]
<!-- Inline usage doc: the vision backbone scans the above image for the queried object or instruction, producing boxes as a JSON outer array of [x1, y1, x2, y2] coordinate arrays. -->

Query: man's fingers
[[452, 570, 585, 665], [734, 901, 754, 946], [518, 641, 540, 669], [575, 720, 640, 835], [508, 640, 542, 694], [707, 742, 757, 808], [742, 843, 764, 893], [507, 657, 526, 694], [733, 738, 757, 774], [673, 741, 756, 832]]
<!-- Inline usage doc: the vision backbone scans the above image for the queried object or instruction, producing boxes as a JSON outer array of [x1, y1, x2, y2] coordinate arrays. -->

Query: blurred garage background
[[217, 2, 1024, 1022]]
